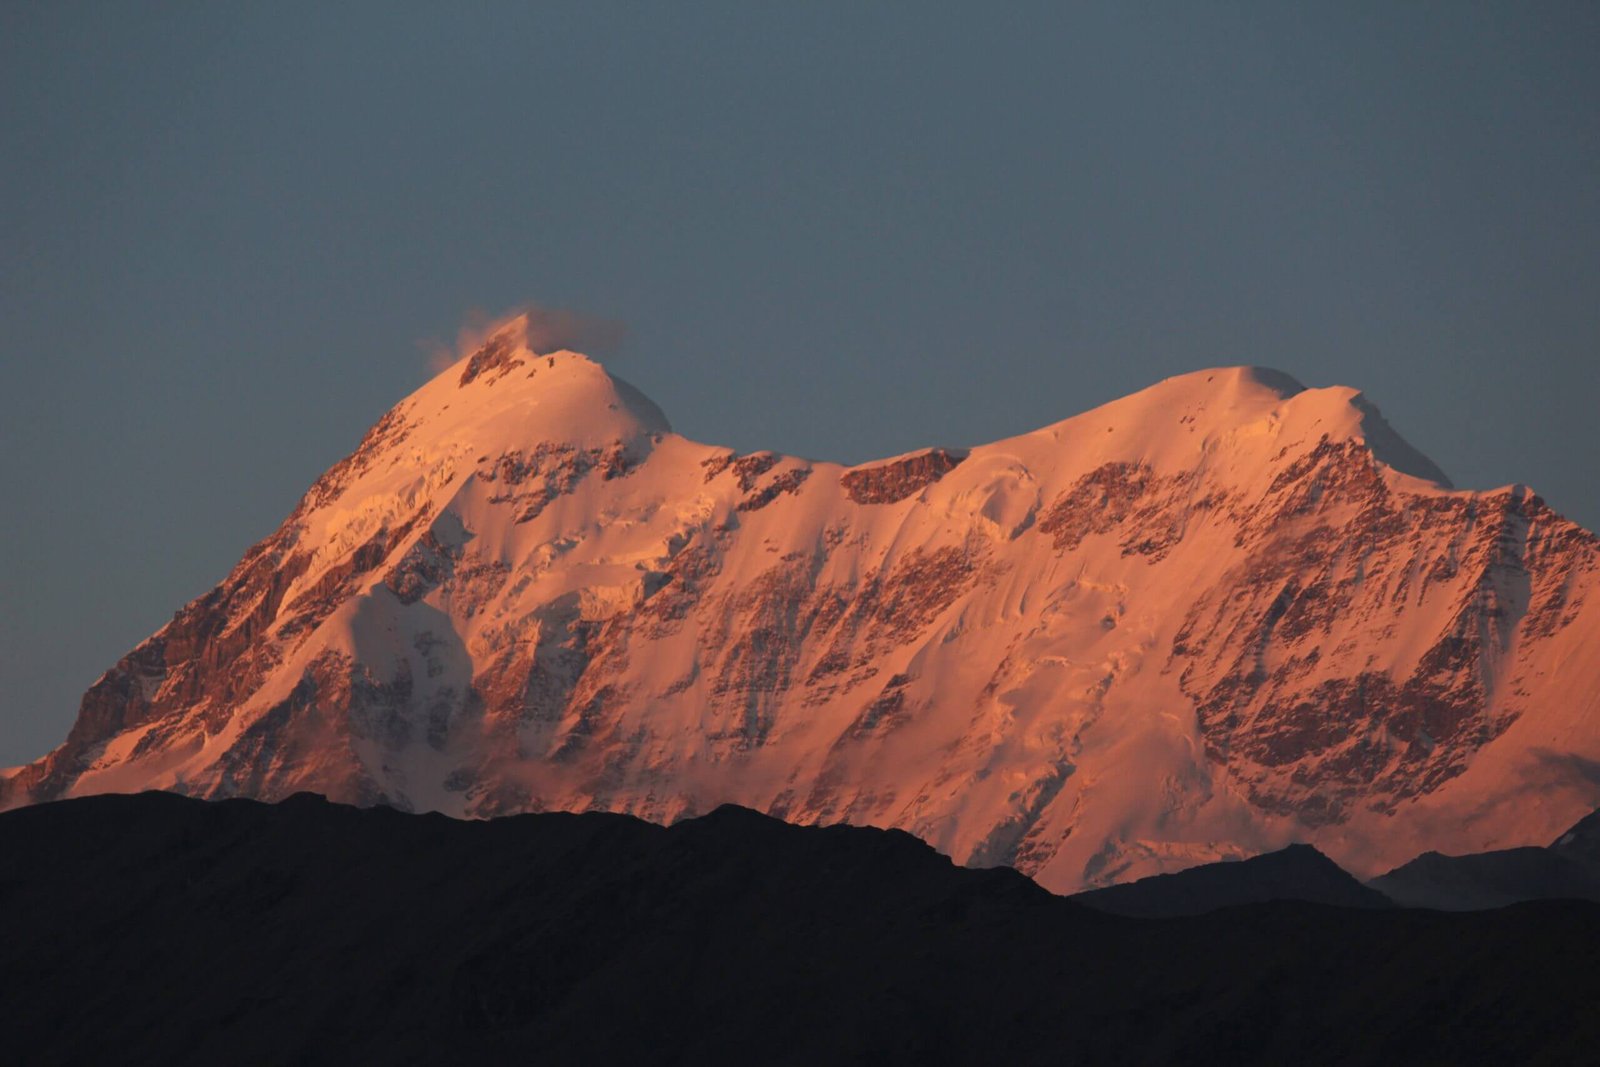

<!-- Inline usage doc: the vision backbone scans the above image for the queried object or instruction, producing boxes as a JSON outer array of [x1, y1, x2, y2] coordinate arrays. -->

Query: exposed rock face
[[7, 333, 1599, 892], [1171, 456, 1557, 825], [840, 448, 966, 504]]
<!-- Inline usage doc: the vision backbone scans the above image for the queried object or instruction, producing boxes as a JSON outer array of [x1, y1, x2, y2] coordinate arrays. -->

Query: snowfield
[[6, 315, 1598, 891]]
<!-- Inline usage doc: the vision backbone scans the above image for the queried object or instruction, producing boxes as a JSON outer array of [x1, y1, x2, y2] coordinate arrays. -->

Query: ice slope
[[6, 317, 1598, 891]]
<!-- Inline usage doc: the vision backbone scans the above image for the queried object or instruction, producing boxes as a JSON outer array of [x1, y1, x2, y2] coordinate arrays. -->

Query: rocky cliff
[[7, 316, 1598, 891]]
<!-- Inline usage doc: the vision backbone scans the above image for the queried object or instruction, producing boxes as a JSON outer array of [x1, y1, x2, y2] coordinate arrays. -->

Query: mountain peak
[[1131, 366, 1449, 487], [412, 320, 670, 450], [1073, 840, 1393, 917], [426, 311, 666, 423], [8, 351, 1597, 896], [993, 365, 1451, 497], [1157, 365, 1308, 400], [454, 317, 529, 386]]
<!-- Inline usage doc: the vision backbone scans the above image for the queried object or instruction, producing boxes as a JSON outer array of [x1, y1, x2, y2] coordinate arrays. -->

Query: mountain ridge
[[1073, 841, 1394, 917], [6, 318, 1598, 892], [5, 790, 1600, 1065]]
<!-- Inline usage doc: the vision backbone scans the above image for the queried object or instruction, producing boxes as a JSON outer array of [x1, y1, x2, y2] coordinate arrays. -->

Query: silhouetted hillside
[[2, 793, 1598, 1065], [1073, 843, 1392, 917], [1367, 806, 1600, 910]]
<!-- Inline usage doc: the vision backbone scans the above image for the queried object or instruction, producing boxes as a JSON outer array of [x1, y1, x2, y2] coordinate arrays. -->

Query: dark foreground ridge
[[1072, 842, 1394, 917], [1367, 806, 1600, 911], [1371, 846, 1600, 910], [3, 793, 1599, 1065]]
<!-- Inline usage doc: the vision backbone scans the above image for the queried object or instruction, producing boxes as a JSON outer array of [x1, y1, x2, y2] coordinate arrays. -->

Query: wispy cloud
[[423, 303, 628, 374]]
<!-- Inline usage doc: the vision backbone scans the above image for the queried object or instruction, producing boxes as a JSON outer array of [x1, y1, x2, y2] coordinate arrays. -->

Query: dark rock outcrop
[[840, 448, 966, 504]]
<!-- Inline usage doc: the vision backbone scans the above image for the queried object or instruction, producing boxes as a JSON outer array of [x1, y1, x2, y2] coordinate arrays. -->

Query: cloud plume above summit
[[426, 303, 629, 374]]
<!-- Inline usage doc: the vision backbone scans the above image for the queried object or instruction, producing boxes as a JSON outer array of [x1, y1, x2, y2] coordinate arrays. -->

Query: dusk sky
[[2, 3, 1597, 765]]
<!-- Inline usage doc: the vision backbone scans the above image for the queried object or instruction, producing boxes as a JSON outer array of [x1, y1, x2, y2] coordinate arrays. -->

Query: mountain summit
[[5, 325, 1597, 891]]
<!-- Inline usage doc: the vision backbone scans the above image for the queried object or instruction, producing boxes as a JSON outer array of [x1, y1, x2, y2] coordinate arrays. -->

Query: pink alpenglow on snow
[[5, 321, 1598, 892]]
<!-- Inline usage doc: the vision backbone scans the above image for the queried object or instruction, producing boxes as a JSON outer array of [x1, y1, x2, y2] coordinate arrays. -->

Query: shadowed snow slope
[[5, 326, 1598, 892]]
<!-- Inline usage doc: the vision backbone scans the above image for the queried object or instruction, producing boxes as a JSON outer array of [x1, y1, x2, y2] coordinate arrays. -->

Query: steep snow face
[[6, 338, 1598, 892]]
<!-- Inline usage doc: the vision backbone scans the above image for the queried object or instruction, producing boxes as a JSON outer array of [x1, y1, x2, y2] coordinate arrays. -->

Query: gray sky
[[2, 3, 1597, 766]]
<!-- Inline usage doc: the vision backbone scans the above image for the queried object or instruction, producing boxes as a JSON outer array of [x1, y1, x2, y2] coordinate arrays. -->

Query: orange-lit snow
[[8, 324, 1597, 892]]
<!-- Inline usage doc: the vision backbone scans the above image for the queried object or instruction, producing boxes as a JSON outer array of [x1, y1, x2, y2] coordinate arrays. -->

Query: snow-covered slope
[[6, 317, 1599, 891]]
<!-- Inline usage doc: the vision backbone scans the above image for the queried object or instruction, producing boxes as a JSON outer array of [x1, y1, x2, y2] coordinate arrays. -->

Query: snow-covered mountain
[[5, 316, 1598, 891]]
